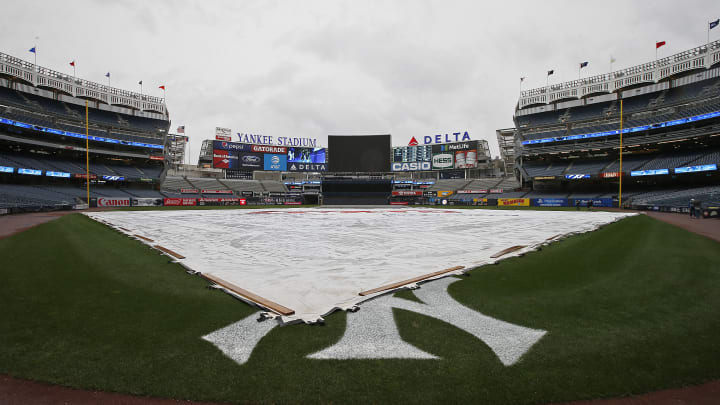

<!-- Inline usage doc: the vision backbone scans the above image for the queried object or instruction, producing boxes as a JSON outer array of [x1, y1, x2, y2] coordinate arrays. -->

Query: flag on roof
[[711, 19, 719, 30], [177, 125, 185, 134], [105, 72, 110, 78], [580, 61, 589, 68], [28, 47, 36, 54], [520, 77, 525, 82], [138, 80, 143, 85], [610, 55, 616, 63], [69, 60, 75, 67], [547, 70, 554, 76], [158, 85, 165, 90], [656, 41, 666, 49]]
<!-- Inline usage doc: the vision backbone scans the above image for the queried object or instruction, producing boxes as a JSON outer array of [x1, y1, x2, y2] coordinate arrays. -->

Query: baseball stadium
[[2, 5, 720, 405]]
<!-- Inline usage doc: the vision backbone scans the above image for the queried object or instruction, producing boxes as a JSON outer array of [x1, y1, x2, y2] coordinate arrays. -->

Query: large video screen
[[288, 147, 326, 163], [328, 135, 391, 172]]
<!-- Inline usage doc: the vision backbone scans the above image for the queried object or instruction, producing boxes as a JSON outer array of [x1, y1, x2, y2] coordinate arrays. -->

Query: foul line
[[153, 245, 186, 259], [359, 265, 465, 296]]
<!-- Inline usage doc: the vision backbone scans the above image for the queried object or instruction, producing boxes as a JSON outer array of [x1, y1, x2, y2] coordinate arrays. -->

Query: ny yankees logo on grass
[[203, 277, 546, 366]]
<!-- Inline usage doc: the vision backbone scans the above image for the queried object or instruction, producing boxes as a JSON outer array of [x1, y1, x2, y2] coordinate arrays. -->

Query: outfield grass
[[1, 213, 720, 404]]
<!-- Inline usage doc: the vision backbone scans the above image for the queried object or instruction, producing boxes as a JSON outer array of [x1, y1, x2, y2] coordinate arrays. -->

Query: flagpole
[[619, 99, 623, 209], [85, 100, 90, 209]]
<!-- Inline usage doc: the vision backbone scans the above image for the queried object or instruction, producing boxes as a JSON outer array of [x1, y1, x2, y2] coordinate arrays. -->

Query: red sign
[[408, 137, 419, 146], [97, 197, 130, 207], [180, 189, 199, 194], [149, 155, 164, 161], [251, 145, 286, 154], [74, 173, 97, 179], [391, 190, 423, 196], [390, 201, 409, 205], [600, 172, 621, 178], [215, 135, 232, 141], [163, 198, 197, 206], [201, 189, 234, 194], [213, 149, 230, 169], [457, 189, 487, 194], [488, 189, 503, 194], [284, 201, 302, 205]]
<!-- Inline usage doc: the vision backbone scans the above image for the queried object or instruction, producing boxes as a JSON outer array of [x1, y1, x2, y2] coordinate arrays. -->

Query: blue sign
[[674, 164, 717, 174], [0, 166, 13, 173], [102, 175, 125, 181], [263, 154, 287, 171], [630, 169, 669, 176], [423, 131, 471, 145], [569, 198, 614, 207], [213, 140, 251, 152], [18, 168, 42, 176], [565, 174, 591, 179], [532, 198, 568, 207], [47, 171, 71, 178]]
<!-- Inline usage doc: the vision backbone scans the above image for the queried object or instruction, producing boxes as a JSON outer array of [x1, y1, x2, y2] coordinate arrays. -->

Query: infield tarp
[[85, 209, 634, 323]]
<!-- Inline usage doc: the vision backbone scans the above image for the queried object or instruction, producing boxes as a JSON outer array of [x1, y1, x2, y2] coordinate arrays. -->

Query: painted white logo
[[203, 277, 546, 366]]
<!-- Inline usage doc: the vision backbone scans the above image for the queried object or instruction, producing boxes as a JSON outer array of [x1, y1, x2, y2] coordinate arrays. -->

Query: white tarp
[[85, 208, 634, 322]]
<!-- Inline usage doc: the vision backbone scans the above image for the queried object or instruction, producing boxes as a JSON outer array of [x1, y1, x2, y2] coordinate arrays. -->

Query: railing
[[519, 40, 720, 109], [0, 51, 167, 116]]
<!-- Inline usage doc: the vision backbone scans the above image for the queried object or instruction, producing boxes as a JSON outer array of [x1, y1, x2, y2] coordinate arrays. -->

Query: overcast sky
[[2, 0, 719, 161]]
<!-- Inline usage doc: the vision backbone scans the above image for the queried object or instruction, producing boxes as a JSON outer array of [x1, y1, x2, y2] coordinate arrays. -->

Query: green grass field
[[1, 213, 720, 404]]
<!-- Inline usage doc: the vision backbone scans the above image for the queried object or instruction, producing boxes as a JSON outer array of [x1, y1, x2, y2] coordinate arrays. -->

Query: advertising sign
[[198, 197, 246, 206], [534, 176, 556, 180], [181, 189, 199, 194], [213, 149, 235, 169], [454, 149, 477, 169], [97, 197, 131, 207], [215, 127, 232, 141], [631, 169, 669, 176], [600, 172, 621, 178], [569, 198, 614, 207], [102, 175, 125, 181], [287, 147, 326, 163], [238, 152, 264, 169], [163, 198, 197, 206], [0, 166, 14, 173], [432, 153, 454, 170], [431, 140, 478, 153], [565, 174, 591, 179], [531, 198, 568, 207], [213, 140, 251, 152], [457, 189, 487, 194], [488, 189, 503, 194], [674, 164, 717, 174], [391, 161, 431, 171], [390, 201, 409, 205], [252, 145, 287, 154], [18, 168, 42, 175], [287, 162, 327, 172], [74, 173, 98, 179], [391, 190, 423, 196], [437, 190, 454, 197], [498, 198, 530, 206], [422, 131, 472, 145], [46, 171, 71, 178], [264, 154, 287, 171], [201, 189, 233, 194], [131, 198, 162, 207], [392, 145, 433, 163]]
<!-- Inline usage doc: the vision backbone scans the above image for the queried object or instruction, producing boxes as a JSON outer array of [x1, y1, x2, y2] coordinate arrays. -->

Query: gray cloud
[[1, 0, 717, 161]]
